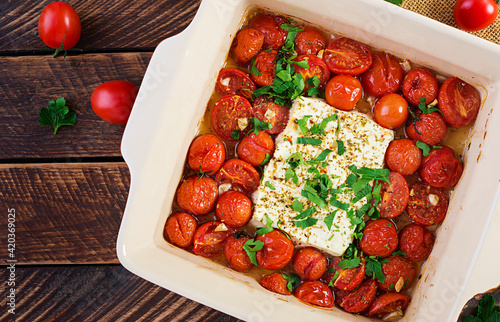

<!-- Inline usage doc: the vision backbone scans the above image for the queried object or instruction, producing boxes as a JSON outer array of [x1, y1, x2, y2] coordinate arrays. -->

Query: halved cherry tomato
[[402, 68, 439, 107], [223, 234, 254, 271], [293, 55, 331, 91], [294, 27, 327, 55], [256, 229, 294, 270], [378, 255, 417, 292], [216, 159, 260, 195], [216, 68, 256, 100], [260, 273, 292, 295], [385, 139, 422, 175], [406, 182, 449, 226], [438, 77, 481, 128], [405, 111, 447, 146], [193, 221, 234, 258], [359, 219, 399, 258], [419, 146, 463, 189], [231, 28, 265, 65], [325, 257, 366, 291], [211, 95, 252, 141], [188, 134, 226, 174], [252, 95, 290, 134], [237, 131, 275, 166], [292, 247, 327, 281], [454, 0, 498, 32], [325, 75, 362, 111], [374, 93, 409, 129], [399, 223, 434, 262], [38, 2, 81, 50], [249, 14, 288, 50], [176, 176, 218, 216], [215, 191, 252, 227], [251, 49, 278, 87], [378, 172, 409, 219], [361, 51, 404, 98], [336, 279, 378, 313], [164, 212, 198, 248], [294, 281, 334, 308], [323, 37, 372, 75], [368, 292, 410, 317]]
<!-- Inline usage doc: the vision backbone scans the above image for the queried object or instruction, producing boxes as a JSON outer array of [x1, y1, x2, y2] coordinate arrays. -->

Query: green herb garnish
[[38, 97, 77, 134]]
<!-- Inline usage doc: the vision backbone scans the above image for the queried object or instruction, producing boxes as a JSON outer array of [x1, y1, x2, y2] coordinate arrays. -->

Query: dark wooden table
[[0, 0, 240, 320]]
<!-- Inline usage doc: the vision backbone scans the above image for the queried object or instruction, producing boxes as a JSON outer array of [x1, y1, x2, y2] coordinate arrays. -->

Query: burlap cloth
[[402, 0, 500, 44]]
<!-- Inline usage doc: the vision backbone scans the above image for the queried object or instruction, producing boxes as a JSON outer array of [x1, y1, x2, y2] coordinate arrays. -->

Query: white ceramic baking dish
[[117, 0, 500, 320]]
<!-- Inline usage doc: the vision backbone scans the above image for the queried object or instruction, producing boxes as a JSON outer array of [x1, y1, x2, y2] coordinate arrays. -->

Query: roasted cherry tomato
[[359, 219, 399, 258], [294, 281, 334, 308], [322, 37, 372, 75], [385, 139, 422, 175], [406, 182, 449, 226], [325, 75, 362, 111], [224, 234, 254, 271], [419, 146, 463, 189], [164, 212, 198, 248], [438, 77, 481, 127], [215, 191, 253, 227], [188, 134, 226, 174], [368, 292, 410, 317], [378, 172, 409, 219], [256, 230, 294, 270], [292, 247, 327, 281], [294, 27, 327, 55], [405, 111, 447, 146], [90, 80, 139, 125], [193, 221, 234, 258], [38, 2, 81, 50], [252, 95, 290, 134], [325, 257, 366, 291], [216, 158, 260, 195], [378, 255, 417, 292], [231, 28, 265, 65], [210, 95, 252, 141], [237, 130, 275, 166], [374, 93, 409, 129], [454, 0, 498, 31], [259, 273, 292, 295], [336, 279, 378, 313], [176, 176, 218, 216], [248, 14, 288, 50], [293, 55, 331, 91], [399, 223, 434, 261], [251, 49, 278, 87], [361, 51, 404, 98], [402, 68, 439, 107], [216, 68, 257, 100]]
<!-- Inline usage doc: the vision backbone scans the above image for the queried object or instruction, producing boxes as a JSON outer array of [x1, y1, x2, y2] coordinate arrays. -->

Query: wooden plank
[[0, 0, 200, 52], [0, 53, 150, 160], [0, 265, 240, 321], [0, 163, 129, 264]]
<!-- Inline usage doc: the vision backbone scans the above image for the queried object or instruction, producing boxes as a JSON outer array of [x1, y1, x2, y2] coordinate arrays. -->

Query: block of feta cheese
[[252, 97, 394, 256]]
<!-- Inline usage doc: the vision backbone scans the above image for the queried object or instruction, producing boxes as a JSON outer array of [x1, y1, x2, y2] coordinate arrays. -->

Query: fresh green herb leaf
[[287, 152, 304, 169], [243, 238, 265, 265], [324, 211, 337, 230], [297, 115, 312, 135], [294, 206, 317, 220], [352, 185, 372, 204], [416, 140, 431, 157], [38, 97, 77, 134], [418, 96, 441, 114], [356, 203, 371, 217], [339, 257, 361, 269], [265, 181, 276, 190], [257, 214, 274, 235], [297, 137, 322, 145], [231, 130, 240, 140], [365, 256, 387, 284], [330, 198, 349, 211], [327, 270, 340, 287], [250, 57, 262, 76], [433, 146, 443, 150], [336, 140, 346, 155], [465, 294, 500, 322], [292, 199, 304, 212], [281, 271, 301, 292], [280, 24, 303, 52], [295, 216, 318, 228], [285, 167, 299, 184], [290, 59, 309, 69], [261, 153, 271, 166], [312, 149, 332, 162], [384, 0, 403, 5]]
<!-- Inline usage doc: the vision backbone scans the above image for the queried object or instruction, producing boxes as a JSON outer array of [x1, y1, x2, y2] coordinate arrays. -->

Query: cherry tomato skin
[[223, 235, 254, 271], [295, 27, 327, 55], [406, 182, 449, 226], [251, 49, 278, 87], [378, 255, 417, 292], [405, 111, 448, 146], [385, 139, 422, 175], [325, 75, 363, 111], [293, 55, 331, 91], [164, 212, 198, 248], [256, 230, 294, 270], [215, 191, 252, 227], [90, 81, 139, 125], [292, 247, 327, 281], [438, 77, 481, 128], [454, 0, 498, 31], [260, 273, 292, 295], [378, 172, 409, 219], [419, 146, 463, 189], [294, 281, 334, 308], [325, 257, 366, 291], [231, 28, 265, 65], [361, 52, 404, 98], [368, 292, 410, 317], [193, 221, 234, 258], [216, 159, 260, 196], [210, 95, 253, 141], [176, 176, 218, 216], [251, 95, 290, 135], [38, 2, 81, 50], [399, 223, 434, 261], [216, 68, 257, 100], [374, 93, 409, 129], [237, 131, 275, 166], [323, 37, 373, 75], [402, 68, 439, 107], [336, 279, 378, 313], [249, 15, 288, 50], [359, 219, 399, 257], [188, 134, 226, 174]]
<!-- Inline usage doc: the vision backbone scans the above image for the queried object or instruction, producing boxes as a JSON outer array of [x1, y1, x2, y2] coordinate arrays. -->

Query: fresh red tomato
[[215, 191, 253, 227], [322, 37, 372, 75], [405, 111, 448, 146], [38, 2, 81, 50], [325, 257, 366, 291], [399, 223, 434, 261], [454, 0, 498, 31], [251, 95, 290, 134], [256, 230, 294, 270], [438, 77, 481, 128], [378, 255, 417, 292], [293, 55, 331, 91], [406, 182, 449, 226], [251, 49, 278, 87], [223, 234, 254, 271], [385, 139, 422, 175], [361, 52, 404, 98], [176, 176, 218, 216], [359, 219, 399, 258], [210, 95, 252, 141], [249, 14, 288, 49], [419, 146, 463, 188], [374, 93, 409, 129], [294, 27, 327, 55], [216, 68, 256, 100], [231, 28, 264, 65], [215, 159, 260, 195], [260, 273, 292, 295], [325, 75, 362, 111], [90, 80, 139, 125], [292, 247, 327, 281], [164, 212, 198, 248], [294, 281, 334, 308], [402, 68, 439, 107], [188, 134, 226, 174], [193, 221, 234, 258], [336, 279, 378, 313], [237, 131, 275, 166], [368, 292, 410, 317], [378, 172, 409, 219]]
